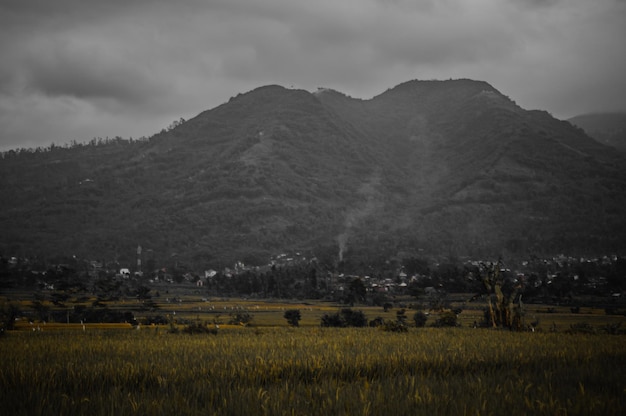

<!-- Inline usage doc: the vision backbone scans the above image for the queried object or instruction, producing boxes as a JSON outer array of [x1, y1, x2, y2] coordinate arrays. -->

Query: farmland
[[1, 296, 625, 415]]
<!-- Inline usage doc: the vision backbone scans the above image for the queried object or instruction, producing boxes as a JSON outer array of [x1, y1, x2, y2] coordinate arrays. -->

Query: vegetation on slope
[[569, 112, 626, 152], [1, 80, 626, 269]]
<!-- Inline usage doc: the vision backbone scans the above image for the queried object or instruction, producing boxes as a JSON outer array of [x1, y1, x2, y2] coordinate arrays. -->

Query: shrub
[[181, 322, 218, 335], [396, 309, 407, 324], [321, 312, 345, 327], [284, 309, 302, 327], [167, 322, 179, 334], [320, 309, 367, 327], [143, 315, 168, 325], [413, 311, 428, 327], [340, 309, 367, 327], [566, 322, 596, 334], [0, 301, 20, 331], [431, 311, 458, 327], [604, 307, 625, 315], [369, 317, 384, 327], [382, 320, 408, 332], [229, 312, 253, 326], [601, 322, 623, 335], [71, 306, 133, 324]]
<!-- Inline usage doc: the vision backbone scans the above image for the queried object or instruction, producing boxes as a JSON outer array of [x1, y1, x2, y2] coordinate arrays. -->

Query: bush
[[369, 317, 385, 327], [284, 309, 302, 327], [606, 307, 626, 316], [181, 322, 218, 335], [69, 306, 134, 324], [340, 309, 367, 327], [143, 315, 168, 325], [229, 312, 253, 326], [396, 309, 407, 324], [431, 311, 458, 327], [0, 301, 20, 331], [601, 322, 623, 335], [566, 322, 596, 334], [321, 312, 345, 327], [381, 320, 408, 332], [320, 309, 367, 327], [413, 311, 428, 327]]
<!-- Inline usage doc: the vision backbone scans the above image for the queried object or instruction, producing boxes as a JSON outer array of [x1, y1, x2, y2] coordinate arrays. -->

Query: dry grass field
[[1, 295, 625, 415], [1, 327, 625, 415]]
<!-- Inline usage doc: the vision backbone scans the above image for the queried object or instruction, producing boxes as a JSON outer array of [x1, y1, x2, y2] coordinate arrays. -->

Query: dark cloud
[[0, 0, 625, 150], [21, 39, 169, 105], [516, 0, 561, 7]]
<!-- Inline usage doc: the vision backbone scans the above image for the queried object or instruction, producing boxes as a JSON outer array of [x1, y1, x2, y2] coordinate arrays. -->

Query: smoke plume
[[337, 171, 383, 262]]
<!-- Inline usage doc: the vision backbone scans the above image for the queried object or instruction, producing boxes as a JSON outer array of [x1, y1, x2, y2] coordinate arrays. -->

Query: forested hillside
[[2, 79, 626, 270]]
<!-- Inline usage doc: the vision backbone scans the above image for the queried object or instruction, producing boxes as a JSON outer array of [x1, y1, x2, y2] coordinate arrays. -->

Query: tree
[[346, 278, 366, 305], [403, 257, 430, 276], [478, 260, 524, 330], [133, 285, 152, 300], [284, 309, 302, 327], [32, 299, 50, 322], [309, 268, 318, 289], [407, 282, 425, 301]]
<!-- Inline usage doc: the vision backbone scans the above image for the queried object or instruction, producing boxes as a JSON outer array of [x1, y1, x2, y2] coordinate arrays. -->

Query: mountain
[[568, 113, 626, 153], [1, 79, 626, 270]]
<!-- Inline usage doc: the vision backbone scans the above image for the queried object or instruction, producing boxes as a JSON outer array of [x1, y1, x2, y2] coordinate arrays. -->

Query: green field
[[1, 318, 625, 415]]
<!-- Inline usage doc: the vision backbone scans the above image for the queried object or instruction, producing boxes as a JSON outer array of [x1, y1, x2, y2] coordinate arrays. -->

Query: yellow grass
[[13, 321, 133, 331], [1, 327, 624, 415]]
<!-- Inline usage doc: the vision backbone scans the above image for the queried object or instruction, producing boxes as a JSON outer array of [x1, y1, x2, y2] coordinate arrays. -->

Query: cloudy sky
[[1, 0, 625, 151]]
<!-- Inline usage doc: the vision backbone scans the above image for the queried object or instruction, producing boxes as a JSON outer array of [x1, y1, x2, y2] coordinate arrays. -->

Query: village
[[2, 249, 624, 304]]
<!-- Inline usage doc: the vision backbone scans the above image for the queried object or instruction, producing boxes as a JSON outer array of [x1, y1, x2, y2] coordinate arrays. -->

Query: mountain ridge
[[1, 79, 625, 269], [568, 112, 626, 153]]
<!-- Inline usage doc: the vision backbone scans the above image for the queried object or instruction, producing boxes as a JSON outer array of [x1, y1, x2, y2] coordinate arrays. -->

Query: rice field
[[1, 326, 624, 415]]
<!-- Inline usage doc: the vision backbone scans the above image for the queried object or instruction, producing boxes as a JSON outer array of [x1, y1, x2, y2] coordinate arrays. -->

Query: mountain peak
[[229, 84, 309, 103], [378, 78, 498, 97]]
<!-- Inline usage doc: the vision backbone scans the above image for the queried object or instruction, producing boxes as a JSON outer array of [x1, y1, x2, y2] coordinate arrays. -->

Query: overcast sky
[[1, 0, 625, 151]]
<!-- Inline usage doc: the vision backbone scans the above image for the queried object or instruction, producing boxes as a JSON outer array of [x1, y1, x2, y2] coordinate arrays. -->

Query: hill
[[568, 112, 626, 153], [1, 80, 626, 270]]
